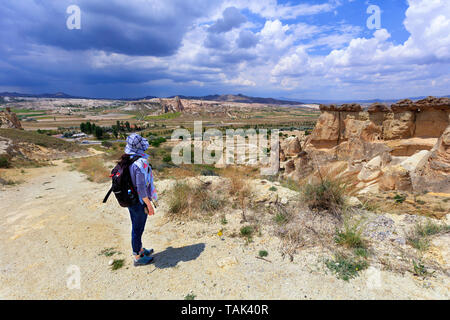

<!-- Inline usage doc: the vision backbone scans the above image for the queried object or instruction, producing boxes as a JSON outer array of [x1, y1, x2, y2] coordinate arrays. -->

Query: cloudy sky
[[0, 0, 449, 100]]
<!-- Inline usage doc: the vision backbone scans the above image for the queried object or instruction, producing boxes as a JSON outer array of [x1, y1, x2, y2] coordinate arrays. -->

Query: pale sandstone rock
[[347, 196, 362, 207], [379, 165, 413, 192], [217, 256, 238, 268], [357, 156, 382, 182], [281, 136, 302, 156], [382, 111, 416, 140], [308, 110, 340, 148], [399, 150, 430, 172], [412, 125, 450, 193], [357, 180, 379, 194]]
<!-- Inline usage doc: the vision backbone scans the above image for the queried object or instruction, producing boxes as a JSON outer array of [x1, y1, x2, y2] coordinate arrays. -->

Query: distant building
[[72, 132, 88, 138]]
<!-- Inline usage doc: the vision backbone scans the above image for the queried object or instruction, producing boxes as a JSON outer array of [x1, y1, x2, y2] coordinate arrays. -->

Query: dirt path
[[0, 160, 448, 299]]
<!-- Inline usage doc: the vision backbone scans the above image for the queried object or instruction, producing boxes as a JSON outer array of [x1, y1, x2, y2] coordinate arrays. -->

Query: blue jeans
[[128, 202, 148, 255]]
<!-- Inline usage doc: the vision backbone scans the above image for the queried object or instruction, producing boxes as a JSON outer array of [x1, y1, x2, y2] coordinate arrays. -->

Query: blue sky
[[0, 0, 449, 100]]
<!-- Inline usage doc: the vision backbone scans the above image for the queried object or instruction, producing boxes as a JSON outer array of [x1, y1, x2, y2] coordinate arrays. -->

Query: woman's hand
[[147, 204, 155, 216], [143, 197, 155, 216]]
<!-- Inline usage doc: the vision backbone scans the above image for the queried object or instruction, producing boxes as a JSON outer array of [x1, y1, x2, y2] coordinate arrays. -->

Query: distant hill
[[0, 92, 84, 99], [2, 91, 447, 105], [171, 94, 304, 105], [281, 95, 450, 105], [0, 92, 157, 101]]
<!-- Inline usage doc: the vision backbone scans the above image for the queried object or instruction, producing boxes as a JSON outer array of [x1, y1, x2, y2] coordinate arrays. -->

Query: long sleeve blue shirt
[[129, 162, 153, 202]]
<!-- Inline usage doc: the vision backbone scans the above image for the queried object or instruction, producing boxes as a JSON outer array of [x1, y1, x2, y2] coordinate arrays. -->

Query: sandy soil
[[0, 160, 448, 300]]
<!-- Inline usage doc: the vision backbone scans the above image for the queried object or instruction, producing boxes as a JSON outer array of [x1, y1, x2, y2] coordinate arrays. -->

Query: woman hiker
[[121, 133, 158, 266]]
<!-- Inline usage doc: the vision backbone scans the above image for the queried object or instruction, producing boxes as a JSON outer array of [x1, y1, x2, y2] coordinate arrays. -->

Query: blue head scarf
[[125, 133, 149, 159]]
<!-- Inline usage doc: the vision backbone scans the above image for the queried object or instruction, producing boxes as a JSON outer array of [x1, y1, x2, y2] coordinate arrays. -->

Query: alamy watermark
[[66, 5, 81, 30], [170, 121, 279, 175], [66, 265, 81, 289], [366, 5, 381, 30]]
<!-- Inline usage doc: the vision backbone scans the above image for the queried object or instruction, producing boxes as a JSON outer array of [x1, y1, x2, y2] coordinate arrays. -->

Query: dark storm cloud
[[0, 0, 219, 57], [208, 7, 246, 34]]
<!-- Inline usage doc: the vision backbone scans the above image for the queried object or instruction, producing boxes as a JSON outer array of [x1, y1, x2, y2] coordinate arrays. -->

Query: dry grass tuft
[[302, 178, 347, 216], [167, 181, 227, 219], [275, 205, 341, 261], [68, 156, 110, 183]]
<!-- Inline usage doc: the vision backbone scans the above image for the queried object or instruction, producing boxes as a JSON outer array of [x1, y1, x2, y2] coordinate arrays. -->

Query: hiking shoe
[[133, 255, 154, 267], [140, 248, 154, 257]]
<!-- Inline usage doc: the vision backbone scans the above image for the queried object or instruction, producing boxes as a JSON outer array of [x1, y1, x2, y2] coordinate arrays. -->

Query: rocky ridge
[[279, 97, 450, 194]]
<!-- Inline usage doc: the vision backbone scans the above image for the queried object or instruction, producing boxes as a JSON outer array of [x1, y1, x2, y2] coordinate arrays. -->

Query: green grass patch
[[0, 156, 11, 168], [335, 221, 367, 250], [412, 259, 434, 278], [274, 212, 288, 225], [407, 220, 449, 252], [99, 247, 120, 257], [258, 250, 268, 258], [393, 194, 406, 204], [184, 293, 196, 300], [145, 112, 181, 120], [240, 226, 253, 237], [325, 254, 369, 281], [220, 216, 228, 225], [111, 259, 125, 271]]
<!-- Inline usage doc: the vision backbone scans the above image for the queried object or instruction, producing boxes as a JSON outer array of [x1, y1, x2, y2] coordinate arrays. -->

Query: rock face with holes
[[280, 97, 450, 193], [412, 124, 450, 193], [0, 108, 22, 129]]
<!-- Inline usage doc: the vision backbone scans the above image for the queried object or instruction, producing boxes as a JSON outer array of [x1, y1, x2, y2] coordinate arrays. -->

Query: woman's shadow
[[152, 243, 205, 269]]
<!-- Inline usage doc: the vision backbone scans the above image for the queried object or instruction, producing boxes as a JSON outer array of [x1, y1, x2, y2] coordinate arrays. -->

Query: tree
[[112, 126, 118, 138], [94, 126, 103, 139], [85, 122, 92, 134], [125, 121, 131, 132]]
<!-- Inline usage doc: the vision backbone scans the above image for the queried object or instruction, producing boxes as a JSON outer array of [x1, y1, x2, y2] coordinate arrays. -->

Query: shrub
[[259, 250, 268, 258], [240, 226, 253, 237], [228, 173, 244, 196], [200, 197, 225, 212], [168, 182, 192, 215], [167, 182, 226, 217], [184, 293, 196, 300], [407, 220, 449, 251], [325, 254, 368, 281], [393, 194, 406, 204], [354, 247, 368, 258], [150, 136, 167, 147], [111, 259, 125, 271], [407, 237, 430, 251], [162, 155, 172, 163], [101, 141, 113, 148], [335, 221, 367, 249], [274, 212, 288, 225], [220, 216, 228, 225], [0, 156, 10, 168], [303, 178, 346, 214], [415, 220, 448, 237], [200, 169, 218, 176]]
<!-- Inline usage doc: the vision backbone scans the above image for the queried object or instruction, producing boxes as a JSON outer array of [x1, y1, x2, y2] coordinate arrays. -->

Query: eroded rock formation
[[0, 108, 22, 129], [280, 96, 450, 193]]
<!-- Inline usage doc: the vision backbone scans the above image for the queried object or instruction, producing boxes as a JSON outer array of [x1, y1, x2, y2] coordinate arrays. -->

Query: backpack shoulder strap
[[103, 186, 113, 203]]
